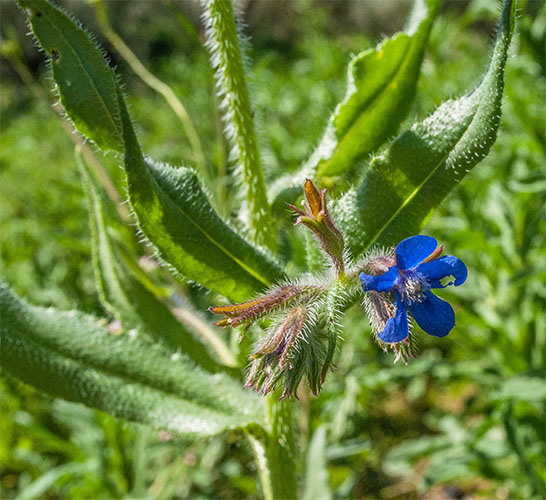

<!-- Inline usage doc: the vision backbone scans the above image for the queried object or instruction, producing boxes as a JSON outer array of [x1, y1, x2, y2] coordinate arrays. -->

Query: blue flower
[[360, 235, 467, 343]]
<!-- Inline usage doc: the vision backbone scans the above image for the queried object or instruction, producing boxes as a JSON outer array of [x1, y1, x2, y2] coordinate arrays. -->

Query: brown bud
[[245, 307, 308, 397], [288, 179, 345, 275]]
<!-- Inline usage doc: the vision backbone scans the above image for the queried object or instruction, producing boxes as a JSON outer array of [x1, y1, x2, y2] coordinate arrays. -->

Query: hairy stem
[[264, 393, 299, 499], [201, 0, 274, 249]]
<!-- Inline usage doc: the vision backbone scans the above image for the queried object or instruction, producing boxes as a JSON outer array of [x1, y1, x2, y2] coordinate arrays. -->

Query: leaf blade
[[336, 0, 516, 257], [117, 91, 284, 301], [18, 0, 123, 151], [79, 156, 224, 372], [0, 284, 263, 438], [271, 0, 440, 203]]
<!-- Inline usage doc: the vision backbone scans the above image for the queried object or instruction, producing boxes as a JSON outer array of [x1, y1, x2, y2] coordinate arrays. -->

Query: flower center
[[396, 270, 429, 304]]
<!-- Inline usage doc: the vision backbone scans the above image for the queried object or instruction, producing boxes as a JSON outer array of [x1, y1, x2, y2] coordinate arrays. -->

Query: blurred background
[[1, 0, 545, 498]]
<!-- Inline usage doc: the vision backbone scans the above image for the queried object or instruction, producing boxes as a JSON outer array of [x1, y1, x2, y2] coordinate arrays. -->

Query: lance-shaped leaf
[[271, 0, 441, 204], [117, 92, 283, 301], [0, 284, 263, 437], [335, 0, 516, 258], [19, 0, 284, 302], [18, 0, 123, 152], [79, 158, 223, 372]]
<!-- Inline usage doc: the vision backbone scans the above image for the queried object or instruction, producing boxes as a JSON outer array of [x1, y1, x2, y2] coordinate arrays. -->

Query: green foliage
[[335, 0, 516, 257], [0, 284, 263, 438], [79, 155, 222, 371], [17, 0, 283, 302], [19, 0, 123, 152], [3, 0, 543, 498], [312, 0, 441, 178], [119, 109, 283, 302], [271, 0, 440, 201]]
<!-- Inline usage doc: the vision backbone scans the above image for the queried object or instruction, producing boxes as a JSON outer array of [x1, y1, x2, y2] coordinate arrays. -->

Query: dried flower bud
[[288, 179, 345, 275]]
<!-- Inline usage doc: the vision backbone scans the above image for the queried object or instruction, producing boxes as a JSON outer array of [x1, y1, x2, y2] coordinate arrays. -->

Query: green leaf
[[19, 0, 284, 301], [335, 0, 516, 257], [79, 156, 223, 372], [0, 284, 263, 438], [117, 91, 283, 301], [316, 0, 441, 178], [18, 0, 123, 152], [271, 0, 440, 203]]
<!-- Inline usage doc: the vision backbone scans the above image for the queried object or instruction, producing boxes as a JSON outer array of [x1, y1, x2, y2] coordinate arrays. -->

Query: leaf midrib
[[362, 94, 486, 252], [151, 168, 276, 289]]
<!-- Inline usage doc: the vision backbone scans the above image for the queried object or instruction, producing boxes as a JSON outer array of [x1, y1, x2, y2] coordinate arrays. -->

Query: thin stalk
[[169, 306, 238, 367], [201, 0, 274, 250], [91, 0, 209, 183], [247, 393, 299, 500], [264, 393, 299, 499], [247, 434, 274, 500]]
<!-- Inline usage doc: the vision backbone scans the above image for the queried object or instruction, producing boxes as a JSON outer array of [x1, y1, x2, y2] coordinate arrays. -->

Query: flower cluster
[[211, 180, 469, 398], [210, 282, 327, 399]]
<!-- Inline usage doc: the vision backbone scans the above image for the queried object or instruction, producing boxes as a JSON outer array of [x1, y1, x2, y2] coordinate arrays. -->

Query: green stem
[[201, 0, 274, 250], [248, 394, 299, 499], [265, 393, 299, 499]]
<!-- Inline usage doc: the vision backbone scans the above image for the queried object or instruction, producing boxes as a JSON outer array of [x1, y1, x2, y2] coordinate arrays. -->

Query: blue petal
[[360, 266, 398, 293], [395, 235, 438, 270], [378, 293, 409, 343], [409, 291, 455, 338], [417, 255, 468, 288]]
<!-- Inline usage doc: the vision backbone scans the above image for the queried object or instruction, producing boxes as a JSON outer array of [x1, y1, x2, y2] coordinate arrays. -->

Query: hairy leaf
[[79, 158, 222, 372], [335, 0, 516, 258], [0, 284, 262, 437], [271, 0, 440, 203], [20, 0, 284, 302], [18, 0, 123, 152], [116, 91, 283, 301]]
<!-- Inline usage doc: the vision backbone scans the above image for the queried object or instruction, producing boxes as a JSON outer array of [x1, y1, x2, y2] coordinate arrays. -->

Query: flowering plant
[[1, 0, 516, 497]]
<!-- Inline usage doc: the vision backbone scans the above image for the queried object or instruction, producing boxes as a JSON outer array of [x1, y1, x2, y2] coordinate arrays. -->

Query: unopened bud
[[210, 285, 305, 331], [288, 179, 345, 275]]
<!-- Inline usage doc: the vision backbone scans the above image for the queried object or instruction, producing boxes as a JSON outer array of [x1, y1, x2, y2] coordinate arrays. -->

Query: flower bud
[[210, 285, 305, 332], [288, 179, 346, 275], [363, 290, 417, 364]]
